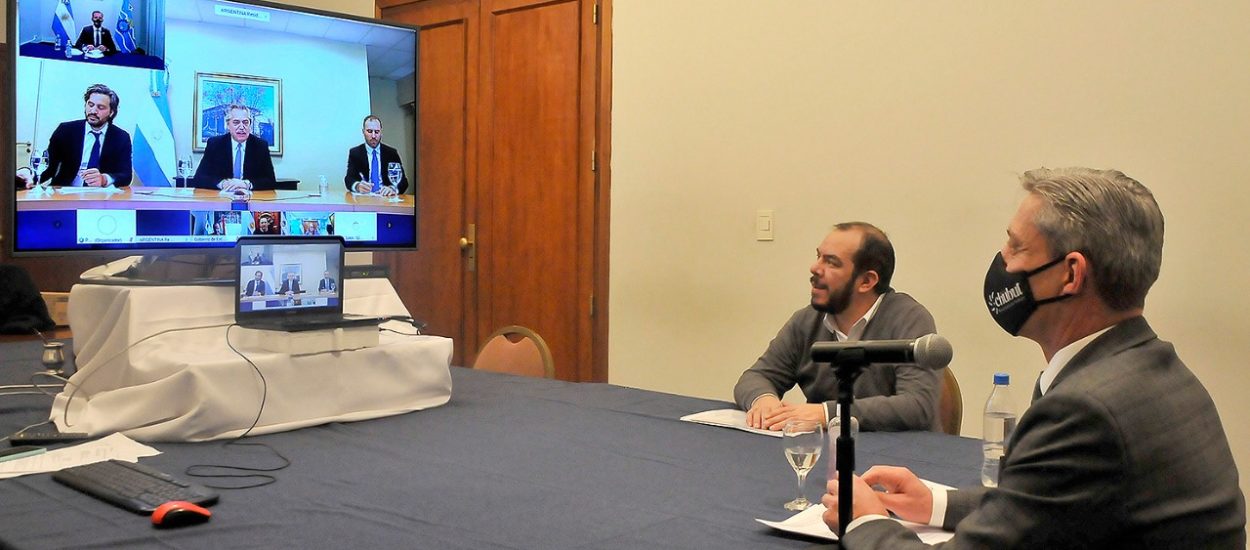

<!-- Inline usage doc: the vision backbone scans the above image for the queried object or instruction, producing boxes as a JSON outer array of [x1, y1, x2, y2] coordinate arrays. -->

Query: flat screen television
[[7, 0, 419, 257]]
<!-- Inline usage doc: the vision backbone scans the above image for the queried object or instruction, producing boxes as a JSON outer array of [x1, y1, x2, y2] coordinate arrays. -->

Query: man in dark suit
[[193, 104, 276, 191], [26, 84, 132, 188], [317, 271, 336, 293], [278, 272, 302, 296], [242, 271, 268, 297], [822, 168, 1246, 548], [74, 11, 117, 55], [344, 115, 408, 196]]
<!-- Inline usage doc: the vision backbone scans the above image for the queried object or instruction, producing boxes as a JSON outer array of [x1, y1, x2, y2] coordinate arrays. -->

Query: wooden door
[[379, 0, 608, 381], [476, 0, 600, 381], [381, 0, 480, 367]]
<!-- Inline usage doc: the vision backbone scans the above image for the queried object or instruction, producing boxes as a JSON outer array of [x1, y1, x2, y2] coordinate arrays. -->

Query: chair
[[473, 325, 555, 379], [938, 367, 963, 435]]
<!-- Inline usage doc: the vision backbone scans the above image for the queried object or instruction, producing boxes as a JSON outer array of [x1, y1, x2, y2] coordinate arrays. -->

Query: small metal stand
[[825, 347, 868, 538]]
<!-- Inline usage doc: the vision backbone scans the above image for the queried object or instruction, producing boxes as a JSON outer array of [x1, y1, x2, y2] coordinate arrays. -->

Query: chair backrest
[[474, 325, 555, 379], [938, 367, 963, 435]]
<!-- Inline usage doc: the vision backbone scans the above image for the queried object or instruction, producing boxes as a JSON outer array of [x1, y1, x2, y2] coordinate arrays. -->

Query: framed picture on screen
[[193, 72, 284, 156]]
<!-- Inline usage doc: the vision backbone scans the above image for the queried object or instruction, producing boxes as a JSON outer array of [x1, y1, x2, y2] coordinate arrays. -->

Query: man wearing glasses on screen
[[193, 103, 276, 192], [344, 115, 408, 197]]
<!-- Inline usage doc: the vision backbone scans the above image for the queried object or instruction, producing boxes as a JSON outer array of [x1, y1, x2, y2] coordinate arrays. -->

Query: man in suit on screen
[[23, 84, 132, 188], [242, 271, 268, 297], [74, 11, 117, 55], [318, 271, 336, 293], [821, 167, 1246, 548], [344, 115, 408, 196], [193, 104, 276, 191]]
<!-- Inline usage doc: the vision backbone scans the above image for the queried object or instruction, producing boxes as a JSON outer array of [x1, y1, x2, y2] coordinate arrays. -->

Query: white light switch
[[756, 210, 774, 241]]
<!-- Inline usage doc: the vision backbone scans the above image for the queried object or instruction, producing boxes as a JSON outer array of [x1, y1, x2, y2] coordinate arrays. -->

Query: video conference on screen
[[237, 241, 340, 312], [10, 0, 418, 253]]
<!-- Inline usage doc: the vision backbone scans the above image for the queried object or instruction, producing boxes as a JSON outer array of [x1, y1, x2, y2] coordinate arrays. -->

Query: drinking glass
[[782, 419, 824, 511], [387, 162, 402, 187], [177, 156, 192, 187]]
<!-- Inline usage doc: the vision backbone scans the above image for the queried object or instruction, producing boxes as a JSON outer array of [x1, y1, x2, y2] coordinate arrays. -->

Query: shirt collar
[[84, 121, 109, 135], [1038, 325, 1114, 395], [822, 293, 885, 341]]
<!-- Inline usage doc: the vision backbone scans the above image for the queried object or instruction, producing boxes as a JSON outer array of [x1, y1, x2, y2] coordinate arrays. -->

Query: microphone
[[810, 334, 953, 369]]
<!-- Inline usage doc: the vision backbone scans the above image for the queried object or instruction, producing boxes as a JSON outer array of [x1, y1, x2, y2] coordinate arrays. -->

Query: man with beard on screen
[[733, 222, 942, 432]]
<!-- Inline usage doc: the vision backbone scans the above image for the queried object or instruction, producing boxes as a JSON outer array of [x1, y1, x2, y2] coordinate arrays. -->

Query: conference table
[[16, 187, 415, 215], [0, 338, 981, 549]]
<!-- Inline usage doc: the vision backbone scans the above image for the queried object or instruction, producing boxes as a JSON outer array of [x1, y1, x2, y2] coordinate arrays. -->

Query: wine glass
[[386, 163, 403, 202], [177, 156, 192, 187], [781, 419, 824, 511]]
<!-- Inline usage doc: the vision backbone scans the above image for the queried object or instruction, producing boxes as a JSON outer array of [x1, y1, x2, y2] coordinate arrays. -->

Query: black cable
[[61, 323, 234, 428], [182, 324, 290, 490]]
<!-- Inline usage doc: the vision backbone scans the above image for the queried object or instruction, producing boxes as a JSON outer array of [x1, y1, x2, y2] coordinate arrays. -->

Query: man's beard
[[811, 276, 855, 315]]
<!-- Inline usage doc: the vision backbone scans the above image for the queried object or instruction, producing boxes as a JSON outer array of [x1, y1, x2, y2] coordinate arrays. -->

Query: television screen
[[8, 0, 418, 254]]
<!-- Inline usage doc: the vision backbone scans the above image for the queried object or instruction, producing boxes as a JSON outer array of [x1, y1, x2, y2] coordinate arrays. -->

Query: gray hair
[[1020, 167, 1164, 311], [225, 103, 254, 123]]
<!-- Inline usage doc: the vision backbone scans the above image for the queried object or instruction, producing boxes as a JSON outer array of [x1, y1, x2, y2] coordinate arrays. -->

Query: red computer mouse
[[151, 500, 212, 528]]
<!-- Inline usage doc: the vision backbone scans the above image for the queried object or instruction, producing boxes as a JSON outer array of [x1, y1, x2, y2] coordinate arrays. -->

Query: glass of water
[[782, 419, 824, 511], [176, 156, 192, 187]]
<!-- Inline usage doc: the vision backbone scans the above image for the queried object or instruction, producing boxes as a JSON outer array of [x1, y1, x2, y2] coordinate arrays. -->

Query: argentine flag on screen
[[52, 0, 76, 47], [116, 0, 138, 54], [130, 70, 176, 187]]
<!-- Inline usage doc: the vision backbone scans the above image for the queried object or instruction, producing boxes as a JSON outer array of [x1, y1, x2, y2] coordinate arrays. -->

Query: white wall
[[164, 18, 372, 188], [611, 0, 1250, 501]]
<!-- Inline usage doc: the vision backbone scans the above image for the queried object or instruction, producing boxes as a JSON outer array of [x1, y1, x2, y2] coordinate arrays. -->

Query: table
[[16, 188, 415, 215], [18, 42, 165, 70], [0, 340, 982, 549]]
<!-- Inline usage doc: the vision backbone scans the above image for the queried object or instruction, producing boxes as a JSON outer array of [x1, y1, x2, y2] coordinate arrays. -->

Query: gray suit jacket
[[843, 316, 1247, 548], [733, 291, 941, 431]]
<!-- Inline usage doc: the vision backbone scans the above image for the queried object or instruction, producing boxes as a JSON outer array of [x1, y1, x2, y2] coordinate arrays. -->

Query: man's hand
[[821, 474, 888, 532], [378, 184, 398, 197], [861, 465, 934, 524], [353, 181, 373, 194], [761, 402, 825, 431], [219, 178, 250, 192], [17, 169, 35, 189], [746, 395, 783, 429], [80, 168, 107, 187]]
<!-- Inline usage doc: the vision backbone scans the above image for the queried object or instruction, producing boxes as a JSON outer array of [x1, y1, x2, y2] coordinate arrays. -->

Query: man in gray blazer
[[822, 168, 1246, 548], [734, 222, 941, 432]]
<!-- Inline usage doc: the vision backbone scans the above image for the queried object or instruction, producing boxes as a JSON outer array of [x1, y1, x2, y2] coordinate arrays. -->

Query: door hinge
[[591, 149, 597, 172], [593, 2, 599, 24], [589, 295, 596, 317]]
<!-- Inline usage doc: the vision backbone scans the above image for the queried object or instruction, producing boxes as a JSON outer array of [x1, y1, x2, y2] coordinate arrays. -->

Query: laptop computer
[[234, 236, 380, 332]]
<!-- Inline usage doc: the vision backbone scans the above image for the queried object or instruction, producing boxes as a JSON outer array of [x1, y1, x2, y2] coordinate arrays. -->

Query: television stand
[[79, 254, 236, 286]]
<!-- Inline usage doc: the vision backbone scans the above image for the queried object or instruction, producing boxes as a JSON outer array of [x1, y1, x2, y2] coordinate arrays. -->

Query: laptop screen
[[235, 236, 346, 318]]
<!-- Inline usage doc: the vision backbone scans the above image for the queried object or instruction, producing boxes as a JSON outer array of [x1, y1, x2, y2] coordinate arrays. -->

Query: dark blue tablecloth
[[19, 42, 165, 70], [0, 339, 980, 549]]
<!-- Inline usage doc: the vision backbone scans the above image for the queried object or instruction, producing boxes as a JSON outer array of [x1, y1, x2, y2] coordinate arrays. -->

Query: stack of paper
[[756, 504, 955, 543], [0, 433, 160, 479]]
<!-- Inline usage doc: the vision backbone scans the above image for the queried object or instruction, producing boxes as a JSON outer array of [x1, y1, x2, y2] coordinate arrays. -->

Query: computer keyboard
[[52, 459, 219, 514]]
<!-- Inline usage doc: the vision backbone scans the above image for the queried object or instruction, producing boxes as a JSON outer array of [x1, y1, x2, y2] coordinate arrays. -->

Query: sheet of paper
[[0, 433, 160, 479], [53, 186, 123, 195], [680, 409, 782, 437], [756, 479, 957, 543], [756, 504, 955, 543]]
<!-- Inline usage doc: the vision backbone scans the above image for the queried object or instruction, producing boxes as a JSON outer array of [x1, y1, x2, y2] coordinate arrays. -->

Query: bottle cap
[[993, 372, 1010, 385]]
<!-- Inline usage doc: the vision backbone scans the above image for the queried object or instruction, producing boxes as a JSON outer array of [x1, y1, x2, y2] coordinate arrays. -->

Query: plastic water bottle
[[318, 175, 328, 196], [981, 372, 1017, 487]]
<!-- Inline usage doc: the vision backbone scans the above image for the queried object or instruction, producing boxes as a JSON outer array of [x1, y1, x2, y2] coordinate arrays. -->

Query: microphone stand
[[828, 347, 868, 539]]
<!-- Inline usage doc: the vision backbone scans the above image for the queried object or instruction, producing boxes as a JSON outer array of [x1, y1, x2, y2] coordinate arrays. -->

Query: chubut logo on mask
[[983, 252, 1070, 336]]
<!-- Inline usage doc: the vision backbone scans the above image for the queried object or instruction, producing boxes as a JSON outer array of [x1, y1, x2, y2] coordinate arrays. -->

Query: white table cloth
[[52, 279, 453, 442]]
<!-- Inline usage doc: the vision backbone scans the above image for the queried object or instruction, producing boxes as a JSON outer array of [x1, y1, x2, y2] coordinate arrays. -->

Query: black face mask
[[983, 252, 1072, 336]]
